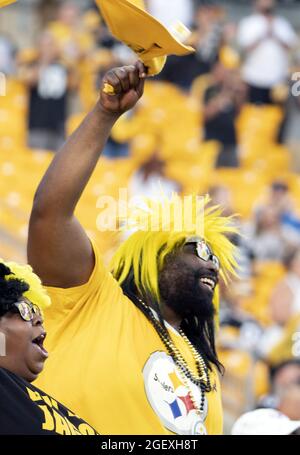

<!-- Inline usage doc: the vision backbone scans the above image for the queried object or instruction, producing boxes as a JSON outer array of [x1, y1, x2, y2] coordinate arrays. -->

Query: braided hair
[[0, 263, 29, 317]]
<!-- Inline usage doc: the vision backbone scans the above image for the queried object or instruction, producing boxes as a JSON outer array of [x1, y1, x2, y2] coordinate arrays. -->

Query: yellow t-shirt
[[36, 241, 223, 435]]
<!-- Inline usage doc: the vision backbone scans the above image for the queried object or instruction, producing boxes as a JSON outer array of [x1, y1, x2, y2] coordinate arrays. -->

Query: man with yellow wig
[[28, 61, 237, 435]]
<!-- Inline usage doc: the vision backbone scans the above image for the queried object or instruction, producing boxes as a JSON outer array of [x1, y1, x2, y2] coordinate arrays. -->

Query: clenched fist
[[99, 61, 147, 116]]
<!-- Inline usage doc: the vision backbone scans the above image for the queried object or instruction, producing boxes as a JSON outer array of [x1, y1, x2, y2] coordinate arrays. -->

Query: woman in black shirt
[[0, 261, 98, 435]]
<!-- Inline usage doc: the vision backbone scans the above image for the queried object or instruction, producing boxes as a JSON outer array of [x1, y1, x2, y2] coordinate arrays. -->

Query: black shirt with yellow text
[[0, 368, 98, 435]]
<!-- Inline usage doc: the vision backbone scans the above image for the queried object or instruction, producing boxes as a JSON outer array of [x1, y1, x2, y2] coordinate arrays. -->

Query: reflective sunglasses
[[12, 299, 43, 322], [185, 238, 220, 271]]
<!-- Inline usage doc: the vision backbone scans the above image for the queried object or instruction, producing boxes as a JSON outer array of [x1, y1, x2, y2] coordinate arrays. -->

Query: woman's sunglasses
[[185, 238, 220, 271], [12, 299, 43, 322]]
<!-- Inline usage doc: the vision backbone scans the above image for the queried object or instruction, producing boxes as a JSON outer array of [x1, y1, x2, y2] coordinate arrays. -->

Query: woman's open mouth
[[32, 332, 48, 359]]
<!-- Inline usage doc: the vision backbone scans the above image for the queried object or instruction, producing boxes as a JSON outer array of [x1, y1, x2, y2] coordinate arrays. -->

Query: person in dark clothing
[[19, 32, 78, 151], [203, 62, 245, 167], [156, 2, 225, 90], [0, 260, 98, 435], [155, 53, 210, 91]]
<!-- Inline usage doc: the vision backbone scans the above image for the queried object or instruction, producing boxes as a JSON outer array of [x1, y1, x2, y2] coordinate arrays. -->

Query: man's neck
[[160, 304, 182, 331], [138, 295, 182, 331]]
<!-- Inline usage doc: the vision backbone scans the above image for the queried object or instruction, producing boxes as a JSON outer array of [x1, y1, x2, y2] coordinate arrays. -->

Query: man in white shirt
[[237, 0, 298, 104]]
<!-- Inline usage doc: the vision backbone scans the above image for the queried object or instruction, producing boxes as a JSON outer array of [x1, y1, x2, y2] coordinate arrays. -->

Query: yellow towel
[[95, 0, 194, 78], [0, 0, 17, 7], [127, 0, 145, 7]]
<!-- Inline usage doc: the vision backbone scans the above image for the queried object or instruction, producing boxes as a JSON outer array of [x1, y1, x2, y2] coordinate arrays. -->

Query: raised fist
[[99, 61, 147, 116]]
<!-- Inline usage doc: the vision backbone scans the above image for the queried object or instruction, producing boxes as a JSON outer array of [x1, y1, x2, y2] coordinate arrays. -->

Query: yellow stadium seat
[[210, 169, 268, 219], [219, 348, 269, 417]]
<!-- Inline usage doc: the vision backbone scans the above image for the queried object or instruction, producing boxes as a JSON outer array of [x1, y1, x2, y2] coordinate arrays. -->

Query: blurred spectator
[[255, 181, 294, 217], [146, 0, 194, 28], [219, 281, 262, 337], [208, 185, 234, 217], [103, 137, 130, 159], [208, 185, 253, 279], [237, 0, 298, 105], [267, 312, 300, 367], [269, 248, 300, 326], [192, 3, 226, 73], [154, 54, 202, 91], [129, 153, 181, 200], [243, 206, 289, 261], [155, 3, 225, 90], [256, 248, 300, 358], [47, 2, 93, 63], [259, 359, 300, 408], [0, 34, 15, 75], [231, 408, 300, 435], [272, 359, 300, 393], [203, 62, 245, 167], [19, 32, 78, 151], [278, 384, 300, 421], [121, 153, 182, 239], [255, 180, 300, 243], [81, 9, 103, 52], [282, 92, 300, 172]]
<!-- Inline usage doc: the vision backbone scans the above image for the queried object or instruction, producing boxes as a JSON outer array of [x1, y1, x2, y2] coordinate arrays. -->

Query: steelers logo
[[143, 351, 208, 435]]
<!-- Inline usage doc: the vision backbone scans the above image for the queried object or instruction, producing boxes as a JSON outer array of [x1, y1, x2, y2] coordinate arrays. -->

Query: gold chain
[[137, 297, 210, 416], [179, 329, 209, 384]]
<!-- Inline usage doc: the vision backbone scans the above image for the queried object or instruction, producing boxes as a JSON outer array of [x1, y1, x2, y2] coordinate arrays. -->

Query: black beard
[[158, 258, 216, 324]]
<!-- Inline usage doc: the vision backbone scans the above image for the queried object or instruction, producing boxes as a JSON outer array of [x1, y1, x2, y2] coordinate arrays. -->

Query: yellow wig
[[0, 260, 51, 310], [110, 193, 238, 314]]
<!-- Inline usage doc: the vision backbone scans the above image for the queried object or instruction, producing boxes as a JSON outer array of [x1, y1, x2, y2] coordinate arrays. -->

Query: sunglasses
[[12, 299, 44, 323], [185, 239, 220, 271]]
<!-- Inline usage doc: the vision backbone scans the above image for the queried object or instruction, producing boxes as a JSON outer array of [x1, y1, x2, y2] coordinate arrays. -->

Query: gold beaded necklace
[[137, 297, 212, 419]]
